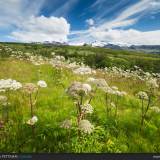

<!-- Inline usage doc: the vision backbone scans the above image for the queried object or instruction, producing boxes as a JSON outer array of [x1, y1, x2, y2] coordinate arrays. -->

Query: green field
[[0, 43, 160, 153]]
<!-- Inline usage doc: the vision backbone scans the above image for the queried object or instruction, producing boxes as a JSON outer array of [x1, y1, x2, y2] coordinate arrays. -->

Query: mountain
[[32, 41, 68, 46], [89, 41, 160, 54]]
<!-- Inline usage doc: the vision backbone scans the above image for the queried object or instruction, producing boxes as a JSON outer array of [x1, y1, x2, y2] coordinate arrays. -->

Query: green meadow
[[0, 43, 160, 153]]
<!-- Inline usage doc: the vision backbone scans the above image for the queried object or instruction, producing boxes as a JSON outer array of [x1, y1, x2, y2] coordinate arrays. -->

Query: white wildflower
[[67, 82, 91, 97], [146, 78, 159, 89], [26, 116, 38, 126], [82, 84, 92, 92], [137, 91, 148, 100], [81, 103, 93, 114], [0, 79, 22, 91], [79, 119, 94, 134], [73, 67, 92, 75], [37, 80, 47, 88]]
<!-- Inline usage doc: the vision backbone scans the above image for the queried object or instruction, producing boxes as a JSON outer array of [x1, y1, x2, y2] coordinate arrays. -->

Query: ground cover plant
[[0, 43, 160, 153]]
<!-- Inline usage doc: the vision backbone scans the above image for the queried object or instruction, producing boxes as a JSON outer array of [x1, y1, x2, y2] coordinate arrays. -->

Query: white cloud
[[10, 16, 70, 42], [0, 0, 45, 27], [86, 19, 94, 26], [90, 29, 160, 45], [0, 0, 71, 42]]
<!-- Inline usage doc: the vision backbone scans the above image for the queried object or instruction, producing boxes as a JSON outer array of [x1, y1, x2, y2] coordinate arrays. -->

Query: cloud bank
[[10, 16, 70, 42]]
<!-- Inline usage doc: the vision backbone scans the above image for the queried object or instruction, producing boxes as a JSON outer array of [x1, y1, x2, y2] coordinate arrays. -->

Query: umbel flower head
[[26, 116, 38, 126], [81, 103, 93, 114], [37, 80, 47, 88], [136, 91, 148, 100], [0, 79, 22, 92], [146, 78, 159, 89], [23, 83, 38, 94], [67, 82, 91, 97], [78, 119, 94, 134], [60, 119, 72, 129]]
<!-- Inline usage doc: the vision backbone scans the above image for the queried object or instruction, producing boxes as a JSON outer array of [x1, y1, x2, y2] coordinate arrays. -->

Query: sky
[[0, 0, 160, 45]]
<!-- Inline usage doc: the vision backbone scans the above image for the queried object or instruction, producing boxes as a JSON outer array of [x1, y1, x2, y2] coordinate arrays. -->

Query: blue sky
[[0, 0, 160, 45]]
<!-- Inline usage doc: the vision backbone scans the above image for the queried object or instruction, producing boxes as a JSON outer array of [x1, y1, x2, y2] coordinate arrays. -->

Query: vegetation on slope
[[0, 43, 160, 153]]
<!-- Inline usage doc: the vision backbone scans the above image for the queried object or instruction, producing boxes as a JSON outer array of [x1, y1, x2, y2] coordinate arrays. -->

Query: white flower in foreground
[[79, 119, 94, 134], [82, 84, 92, 92], [81, 103, 93, 114], [0, 79, 22, 91], [37, 80, 47, 88], [26, 116, 38, 126], [137, 91, 148, 100], [146, 78, 159, 89], [60, 120, 72, 129]]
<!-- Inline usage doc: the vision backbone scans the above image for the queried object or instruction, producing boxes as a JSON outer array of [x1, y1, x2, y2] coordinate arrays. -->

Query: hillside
[[1, 42, 160, 72], [0, 43, 160, 153]]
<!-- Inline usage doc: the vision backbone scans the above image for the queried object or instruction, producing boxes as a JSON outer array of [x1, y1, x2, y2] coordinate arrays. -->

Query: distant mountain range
[[88, 41, 160, 54], [32, 40, 160, 54]]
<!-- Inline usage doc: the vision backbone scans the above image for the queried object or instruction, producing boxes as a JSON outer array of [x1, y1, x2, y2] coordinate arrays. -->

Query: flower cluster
[[73, 66, 96, 75], [67, 82, 91, 97], [87, 77, 127, 97], [81, 103, 93, 114], [37, 80, 47, 88], [78, 119, 94, 134], [104, 66, 160, 82], [0, 79, 22, 92], [136, 91, 148, 100], [146, 78, 159, 89], [26, 116, 38, 126]]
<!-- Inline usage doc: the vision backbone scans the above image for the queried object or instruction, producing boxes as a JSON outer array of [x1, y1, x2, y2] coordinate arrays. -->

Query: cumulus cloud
[[0, 0, 71, 42], [86, 19, 95, 26], [10, 16, 70, 42]]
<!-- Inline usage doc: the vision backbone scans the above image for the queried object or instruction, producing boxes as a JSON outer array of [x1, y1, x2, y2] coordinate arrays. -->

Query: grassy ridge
[[1, 42, 160, 72]]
